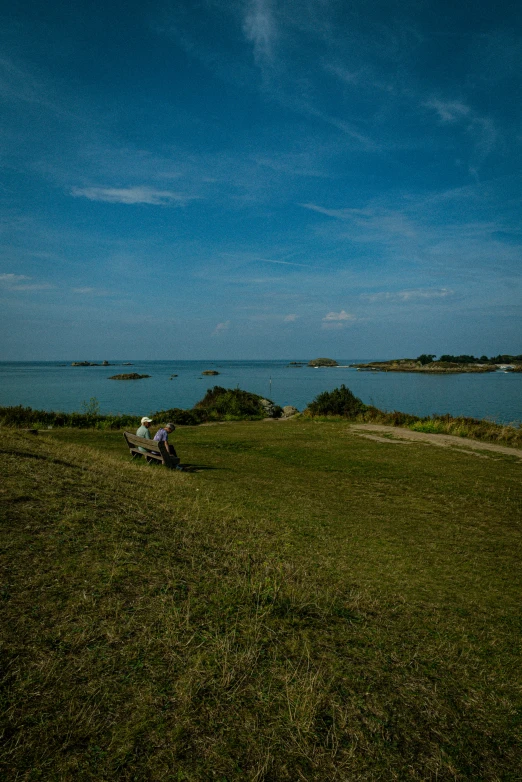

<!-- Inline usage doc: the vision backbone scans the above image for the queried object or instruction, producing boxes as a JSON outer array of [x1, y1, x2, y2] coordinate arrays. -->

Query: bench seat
[[123, 432, 180, 469]]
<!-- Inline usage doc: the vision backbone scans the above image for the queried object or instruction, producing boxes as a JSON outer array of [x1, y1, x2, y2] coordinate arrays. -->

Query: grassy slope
[[1, 421, 521, 780]]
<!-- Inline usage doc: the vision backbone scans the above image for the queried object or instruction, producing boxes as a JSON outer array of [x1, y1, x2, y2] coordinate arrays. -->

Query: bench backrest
[[124, 431, 165, 454], [123, 431, 180, 469]]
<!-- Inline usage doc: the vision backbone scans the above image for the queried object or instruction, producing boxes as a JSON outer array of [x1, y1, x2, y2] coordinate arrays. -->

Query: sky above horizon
[[1, 0, 521, 360]]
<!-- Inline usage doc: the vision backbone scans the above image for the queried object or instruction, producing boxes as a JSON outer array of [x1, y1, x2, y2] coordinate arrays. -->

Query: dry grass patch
[[1, 424, 521, 780]]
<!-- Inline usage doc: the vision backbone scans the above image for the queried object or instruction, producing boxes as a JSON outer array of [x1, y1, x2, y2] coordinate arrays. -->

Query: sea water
[[0, 360, 521, 424]]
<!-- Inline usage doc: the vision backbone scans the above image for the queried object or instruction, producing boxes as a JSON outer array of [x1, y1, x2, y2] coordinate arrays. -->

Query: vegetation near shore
[[1, 418, 521, 779], [1, 381, 521, 447]]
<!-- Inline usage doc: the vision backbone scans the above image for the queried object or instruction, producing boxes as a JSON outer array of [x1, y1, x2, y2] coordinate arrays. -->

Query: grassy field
[[1, 420, 521, 780]]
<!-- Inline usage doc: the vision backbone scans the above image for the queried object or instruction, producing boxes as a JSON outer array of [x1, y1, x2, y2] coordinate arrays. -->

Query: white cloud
[[284, 313, 298, 321], [321, 310, 356, 329], [212, 320, 230, 335], [243, 0, 277, 65], [362, 288, 454, 303], [321, 321, 344, 330], [0, 273, 53, 291], [323, 309, 355, 321], [70, 186, 195, 206], [72, 287, 111, 296]]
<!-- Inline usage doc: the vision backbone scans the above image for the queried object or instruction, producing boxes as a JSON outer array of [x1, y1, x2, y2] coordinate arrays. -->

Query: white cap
[[141, 416, 153, 424]]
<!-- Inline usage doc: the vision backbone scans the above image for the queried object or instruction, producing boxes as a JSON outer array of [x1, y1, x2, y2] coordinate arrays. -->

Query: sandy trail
[[349, 424, 522, 461]]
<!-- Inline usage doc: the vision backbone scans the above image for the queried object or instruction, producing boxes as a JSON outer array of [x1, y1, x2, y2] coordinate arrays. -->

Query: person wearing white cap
[[136, 416, 153, 453]]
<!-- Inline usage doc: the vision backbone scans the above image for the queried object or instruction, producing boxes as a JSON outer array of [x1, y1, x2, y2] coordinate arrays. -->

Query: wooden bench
[[123, 432, 180, 469]]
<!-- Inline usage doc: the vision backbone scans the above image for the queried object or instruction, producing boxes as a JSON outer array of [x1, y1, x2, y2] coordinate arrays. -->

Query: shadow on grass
[[136, 459, 222, 472], [180, 463, 221, 472], [0, 449, 81, 470]]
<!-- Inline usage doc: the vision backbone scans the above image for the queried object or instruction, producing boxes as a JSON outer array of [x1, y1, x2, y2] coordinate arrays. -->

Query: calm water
[[0, 360, 521, 424]]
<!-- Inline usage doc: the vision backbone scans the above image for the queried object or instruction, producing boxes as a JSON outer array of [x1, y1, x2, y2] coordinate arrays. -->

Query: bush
[[305, 385, 366, 418], [416, 354, 436, 365], [151, 407, 207, 426], [194, 387, 276, 420]]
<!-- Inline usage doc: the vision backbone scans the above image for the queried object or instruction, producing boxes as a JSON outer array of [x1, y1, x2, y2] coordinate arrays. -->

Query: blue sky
[[1, 0, 521, 359]]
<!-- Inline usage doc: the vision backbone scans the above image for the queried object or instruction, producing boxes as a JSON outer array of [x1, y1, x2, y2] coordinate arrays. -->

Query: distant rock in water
[[308, 358, 338, 367], [71, 360, 113, 366], [109, 373, 151, 380], [202, 370, 220, 375]]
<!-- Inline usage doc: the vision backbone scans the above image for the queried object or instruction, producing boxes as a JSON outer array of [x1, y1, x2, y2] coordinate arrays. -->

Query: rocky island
[[71, 360, 113, 367], [108, 373, 151, 380], [352, 353, 522, 373], [308, 357, 339, 367]]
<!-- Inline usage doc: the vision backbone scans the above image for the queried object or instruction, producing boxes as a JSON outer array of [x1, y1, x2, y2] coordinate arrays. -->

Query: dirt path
[[349, 424, 522, 461]]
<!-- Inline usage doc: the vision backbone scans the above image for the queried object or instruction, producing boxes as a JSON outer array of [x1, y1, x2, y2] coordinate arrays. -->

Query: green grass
[[1, 420, 521, 780]]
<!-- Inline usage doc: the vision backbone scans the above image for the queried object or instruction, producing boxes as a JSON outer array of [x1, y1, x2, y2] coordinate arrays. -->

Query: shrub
[[416, 354, 436, 365], [151, 407, 207, 426], [305, 385, 366, 418], [0, 405, 142, 430], [194, 386, 276, 420]]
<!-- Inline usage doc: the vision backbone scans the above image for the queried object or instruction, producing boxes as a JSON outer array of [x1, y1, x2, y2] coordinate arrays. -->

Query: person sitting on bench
[[136, 416, 153, 453], [153, 422, 184, 470], [154, 422, 176, 456]]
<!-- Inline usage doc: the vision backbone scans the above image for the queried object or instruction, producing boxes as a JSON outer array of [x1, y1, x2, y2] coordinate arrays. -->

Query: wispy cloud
[[212, 320, 230, 335], [0, 273, 54, 291], [323, 309, 356, 321], [423, 99, 498, 163], [284, 313, 299, 321], [302, 203, 417, 239], [72, 287, 112, 296], [70, 186, 196, 206], [258, 257, 311, 267], [321, 321, 344, 330], [362, 288, 454, 303], [0, 273, 29, 284], [243, 0, 277, 66], [423, 99, 470, 123]]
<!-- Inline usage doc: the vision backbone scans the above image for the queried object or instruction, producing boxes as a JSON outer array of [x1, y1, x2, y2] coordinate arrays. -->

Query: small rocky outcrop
[[282, 405, 299, 417], [109, 373, 151, 380], [260, 399, 275, 417], [202, 370, 220, 375], [71, 361, 113, 366], [308, 358, 338, 367]]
